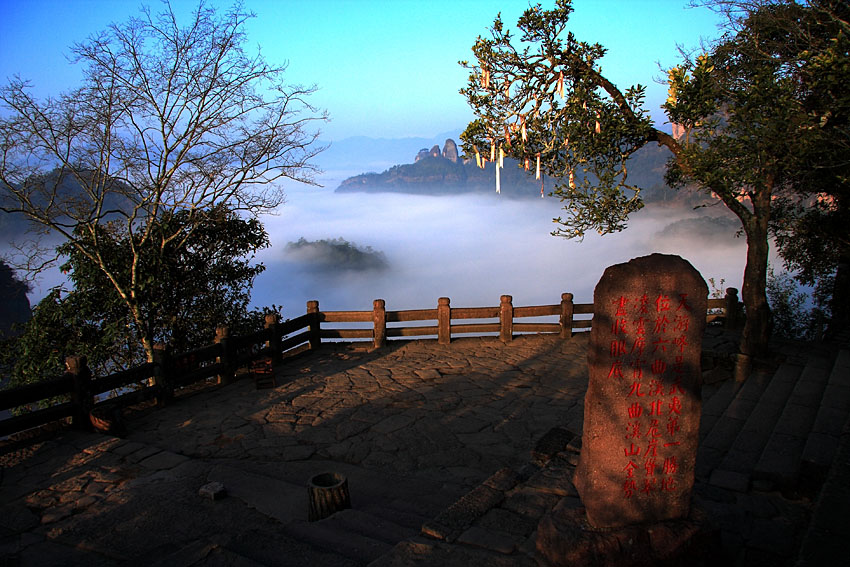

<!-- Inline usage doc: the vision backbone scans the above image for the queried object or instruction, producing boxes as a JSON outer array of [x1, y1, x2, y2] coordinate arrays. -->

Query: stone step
[[186, 460, 433, 565], [206, 463, 306, 522], [800, 349, 850, 487], [323, 507, 421, 544], [359, 503, 434, 531], [281, 516, 394, 564], [420, 467, 519, 542], [699, 378, 738, 443], [752, 354, 834, 492], [794, 408, 850, 567], [234, 459, 462, 525], [695, 370, 772, 480], [708, 362, 803, 491]]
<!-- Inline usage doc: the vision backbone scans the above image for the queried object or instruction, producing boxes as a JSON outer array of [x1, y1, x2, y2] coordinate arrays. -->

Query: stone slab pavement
[[1, 334, 594, 566]]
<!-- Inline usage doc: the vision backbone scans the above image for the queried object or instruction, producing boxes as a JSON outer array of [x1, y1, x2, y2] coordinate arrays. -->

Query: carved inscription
[[574, 254, 707, 528], [612, 291, 692, 500]]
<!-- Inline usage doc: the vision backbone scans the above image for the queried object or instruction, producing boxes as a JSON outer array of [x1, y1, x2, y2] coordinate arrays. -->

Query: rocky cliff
[[0, 261, 30, 337], [335, 140, 704, 204], [338, 138, 551, 197], [414, 139, 458, 163]]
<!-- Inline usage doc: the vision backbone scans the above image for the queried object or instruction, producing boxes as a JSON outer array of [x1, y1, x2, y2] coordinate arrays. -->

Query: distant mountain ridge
[[336, 139, 552, 197], [335, 136, 689, 203]]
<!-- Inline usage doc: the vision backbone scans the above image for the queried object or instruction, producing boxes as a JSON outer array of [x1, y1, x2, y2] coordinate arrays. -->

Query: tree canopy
[[2, 207, 268, 390], [0, 1, 326, 362], [756, 0, 850, 334], [60, 206, 269, 354], [460, 0, 849, 372]]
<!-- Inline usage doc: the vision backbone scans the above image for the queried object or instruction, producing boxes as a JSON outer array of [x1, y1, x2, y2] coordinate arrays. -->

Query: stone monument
[[575, 253, 707, 527], [537, 254, 712, 566]]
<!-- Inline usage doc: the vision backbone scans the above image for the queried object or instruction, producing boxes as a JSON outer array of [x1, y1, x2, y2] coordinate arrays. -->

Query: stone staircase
[[697, 345, 850, 497], [693, 343, 850, 564], [800, 349, 850, 482], [795, 381, 850, 567]]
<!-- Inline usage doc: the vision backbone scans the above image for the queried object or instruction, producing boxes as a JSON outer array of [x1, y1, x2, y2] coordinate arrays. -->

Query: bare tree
[[0, 1, 327, 361]]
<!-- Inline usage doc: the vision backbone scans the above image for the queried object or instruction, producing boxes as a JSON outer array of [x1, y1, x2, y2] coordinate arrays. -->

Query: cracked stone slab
[[372, 413, 416, 435], [421, 484, 504, 542], [139, 450, 189, 470], [457, 525, 518, 554], [207, 464, 304, 524]]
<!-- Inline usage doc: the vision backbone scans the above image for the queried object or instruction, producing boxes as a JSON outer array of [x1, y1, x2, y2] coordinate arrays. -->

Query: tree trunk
[[828, 251, 850, 338], [735, 196, 772, 380], [141, 335, 156, 364]]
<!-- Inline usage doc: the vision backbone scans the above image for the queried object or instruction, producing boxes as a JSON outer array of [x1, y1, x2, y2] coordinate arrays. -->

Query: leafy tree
[[0, 1, 326, 362], [766, 266, 825, 341], [674, 0, 849, 338], [2, 207, 268, 392], [0, 287, 127, 392], [459, 0, 846, 375], [60, 205, 269, 354], [755, 0, 850, 336]]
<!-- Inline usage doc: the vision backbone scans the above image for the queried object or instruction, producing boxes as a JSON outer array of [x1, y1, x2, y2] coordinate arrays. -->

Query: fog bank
[[252, 183, 763, 318], [11, 179, 770, 322]]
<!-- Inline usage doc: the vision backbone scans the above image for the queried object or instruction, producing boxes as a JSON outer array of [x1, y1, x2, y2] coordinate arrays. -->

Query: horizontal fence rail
[[0, 288, 742, 439], [314, 294, 590, 345]]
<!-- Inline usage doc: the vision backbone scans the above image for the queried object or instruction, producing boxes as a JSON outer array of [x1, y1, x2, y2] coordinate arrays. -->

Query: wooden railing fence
[[0, 288, 742, 439], [314, 293, 591, 346]]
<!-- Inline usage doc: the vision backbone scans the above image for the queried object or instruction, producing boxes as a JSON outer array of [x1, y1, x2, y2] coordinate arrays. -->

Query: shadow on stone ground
[[1, 334, 589, 565], [1, 329, 847, 566]]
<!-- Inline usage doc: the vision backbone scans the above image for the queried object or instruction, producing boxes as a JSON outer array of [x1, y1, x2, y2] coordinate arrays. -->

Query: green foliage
[[766, 267, 827, 341], [461, 0, 849, 359], [59, 206, 269, 355], [663, 54, 717, 138], [763, 2, 850, 331], [1, 206, 269, 397], [707, 277, 726, 300], [772, 197, 846, 286], [0, 287, 128, 391], [459, 0, 653, 238], [662, 4, 817, 210]]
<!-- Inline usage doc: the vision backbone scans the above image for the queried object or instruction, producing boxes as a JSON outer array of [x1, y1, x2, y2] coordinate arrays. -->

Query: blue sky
[[0, 0, 724, 141]]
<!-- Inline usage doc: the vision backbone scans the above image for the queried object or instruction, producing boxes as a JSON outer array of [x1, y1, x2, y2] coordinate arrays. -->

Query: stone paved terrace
[[1, 329, 848, 566]]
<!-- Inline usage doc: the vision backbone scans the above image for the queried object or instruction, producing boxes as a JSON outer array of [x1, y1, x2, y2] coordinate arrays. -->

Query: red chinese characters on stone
[[574, 253, 707, 529], [606, 290, 693, 500]]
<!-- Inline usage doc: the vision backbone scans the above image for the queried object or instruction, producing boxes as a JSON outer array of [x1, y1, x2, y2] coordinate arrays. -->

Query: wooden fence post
[[265, 313, 283, 364], [438, 297, 451, 345], [67, 355, 93, 430], [500, 294, 513, 343], [724, 287, 742, 329], [560, 293, 574, 339], [153, 343, 174, 407], [307, 300, 321, 350], [373, 299, 387, 350], [215, 325, 234, 384]]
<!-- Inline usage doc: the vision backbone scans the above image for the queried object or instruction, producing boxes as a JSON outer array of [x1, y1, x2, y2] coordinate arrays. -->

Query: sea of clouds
[[252, 179, 766, 319], [12, 170, 776, 322]]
